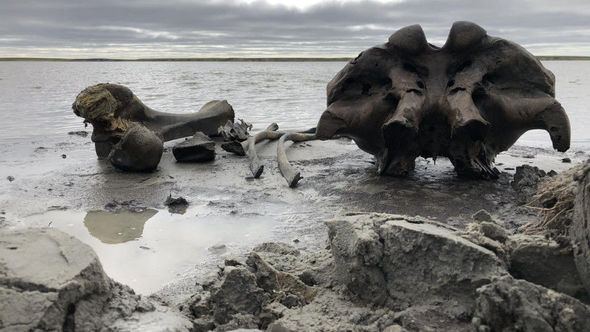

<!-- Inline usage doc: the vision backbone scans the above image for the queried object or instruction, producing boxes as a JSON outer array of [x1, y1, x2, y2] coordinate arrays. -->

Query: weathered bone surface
[[277, 132, 317, 187], [172, 132, 216, 163], [72, 83, 234, 171], [221, 123, 280, 176], [316, 21, 571, 179]]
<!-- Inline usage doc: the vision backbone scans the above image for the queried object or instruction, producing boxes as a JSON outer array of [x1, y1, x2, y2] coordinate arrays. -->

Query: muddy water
[[3, 140, 360, 295], [22, 207, 281, 294], [0, 61, 589, 149]]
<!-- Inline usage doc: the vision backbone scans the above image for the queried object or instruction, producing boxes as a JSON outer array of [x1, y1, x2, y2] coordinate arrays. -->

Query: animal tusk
[[277, 132, 317, 188]]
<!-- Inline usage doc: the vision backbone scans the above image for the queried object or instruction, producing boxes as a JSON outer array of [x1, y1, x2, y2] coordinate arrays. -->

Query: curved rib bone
[[222, 124, 317, 181], [246, 123, 281, 178], [277, 132, 317, 188]]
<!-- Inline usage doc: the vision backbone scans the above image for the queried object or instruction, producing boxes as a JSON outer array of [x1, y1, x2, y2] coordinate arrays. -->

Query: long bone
[[72, 83, 234, 171]]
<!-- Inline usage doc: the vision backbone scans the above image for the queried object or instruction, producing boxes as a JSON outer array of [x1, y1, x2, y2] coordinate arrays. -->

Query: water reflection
[[22, 207, 281, 294], [83, 209, 157, 244]]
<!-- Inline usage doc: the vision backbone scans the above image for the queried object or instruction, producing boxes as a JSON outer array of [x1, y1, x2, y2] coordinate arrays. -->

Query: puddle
[[21, 207, 279, 294], [84, 209, 158, 244]]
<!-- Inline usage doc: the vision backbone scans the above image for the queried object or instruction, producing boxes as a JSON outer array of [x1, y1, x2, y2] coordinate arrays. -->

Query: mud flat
[[0, 131, 589, 330]]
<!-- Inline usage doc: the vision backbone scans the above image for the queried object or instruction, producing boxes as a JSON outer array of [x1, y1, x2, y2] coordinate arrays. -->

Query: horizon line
[[1, 55, 590, 62]]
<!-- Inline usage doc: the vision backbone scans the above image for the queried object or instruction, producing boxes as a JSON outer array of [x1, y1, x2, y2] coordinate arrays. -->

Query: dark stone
[[220, 141, 246, 156], [164, 195, 189, 214], [562, 157, 572, 163], [298, 271, 317, 286], [472, 209, 493, 222], [511, 165, 547, 204], [315, 21, 570, 179], [68, 130, 89, 137], [172, 132, 215, 163], [209, 267, 268, 324]]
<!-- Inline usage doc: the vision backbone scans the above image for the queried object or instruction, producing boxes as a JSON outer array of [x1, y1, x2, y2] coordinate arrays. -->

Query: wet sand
[[0, 132, 586, 297]]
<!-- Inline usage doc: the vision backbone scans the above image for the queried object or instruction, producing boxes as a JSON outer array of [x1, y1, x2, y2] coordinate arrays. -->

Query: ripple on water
[[0, 61, 588, 150]]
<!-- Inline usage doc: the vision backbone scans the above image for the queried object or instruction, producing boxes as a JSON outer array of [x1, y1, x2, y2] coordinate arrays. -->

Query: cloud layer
[[1, 0, 589, 58]]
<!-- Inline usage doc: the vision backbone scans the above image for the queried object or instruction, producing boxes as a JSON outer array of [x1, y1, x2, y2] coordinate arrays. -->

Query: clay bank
[[1, 22, 590, 331]]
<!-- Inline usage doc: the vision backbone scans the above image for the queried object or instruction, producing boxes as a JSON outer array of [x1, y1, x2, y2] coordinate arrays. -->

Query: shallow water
[[0, 61, 589, 149], [23, 205, 284, 294]]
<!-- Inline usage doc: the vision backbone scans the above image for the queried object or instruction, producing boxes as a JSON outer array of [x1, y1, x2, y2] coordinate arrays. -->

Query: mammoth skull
[[316, 21, 571, 179]]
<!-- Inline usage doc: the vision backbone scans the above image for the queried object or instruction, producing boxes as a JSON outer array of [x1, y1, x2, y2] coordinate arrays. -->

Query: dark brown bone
[[72, 83, 234, 171], [316, 21, 570, 179]]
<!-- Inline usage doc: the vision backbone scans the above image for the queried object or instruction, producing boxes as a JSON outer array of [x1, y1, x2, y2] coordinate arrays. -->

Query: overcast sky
[[1, 0, 589, 58]]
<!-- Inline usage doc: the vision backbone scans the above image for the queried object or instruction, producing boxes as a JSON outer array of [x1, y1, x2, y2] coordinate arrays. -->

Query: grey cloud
[[0, 0, 589, 57]]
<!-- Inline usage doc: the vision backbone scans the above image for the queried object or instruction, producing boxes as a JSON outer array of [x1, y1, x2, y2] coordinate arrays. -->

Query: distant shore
[[1, 56, 589, 62]]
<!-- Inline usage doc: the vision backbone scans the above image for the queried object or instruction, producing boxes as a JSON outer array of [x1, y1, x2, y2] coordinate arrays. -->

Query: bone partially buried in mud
[[108, 125, 163, 172], [72, 83, 235, 168], [315, 21, 571, 179], [172, 132, 215, 163]]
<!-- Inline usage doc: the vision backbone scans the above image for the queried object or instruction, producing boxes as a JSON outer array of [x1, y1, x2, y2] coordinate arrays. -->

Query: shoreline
[[1, 56, 590, 62]]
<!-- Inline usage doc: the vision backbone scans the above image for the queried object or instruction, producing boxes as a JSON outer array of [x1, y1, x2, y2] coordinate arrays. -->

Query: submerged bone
[[316, 21, 571, 179]]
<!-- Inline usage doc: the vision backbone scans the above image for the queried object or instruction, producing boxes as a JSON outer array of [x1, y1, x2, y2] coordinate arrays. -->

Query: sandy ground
[[0, 132, 587, 300]]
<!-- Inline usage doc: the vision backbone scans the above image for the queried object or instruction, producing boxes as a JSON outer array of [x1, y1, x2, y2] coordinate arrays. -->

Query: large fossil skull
[[72, 83, 234, 171], [316, 21, 570, 179]]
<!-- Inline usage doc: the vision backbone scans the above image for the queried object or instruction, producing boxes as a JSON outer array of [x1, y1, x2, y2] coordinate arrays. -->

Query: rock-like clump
[[327, 213, 507, 310], [180, 211, 590, 331], [0, 228, 190, 331], [185, 242, 410, 332], [572, 161, 590, 296], [474, 276, 590, 332], [186, 245, 318, 331], [511, 164, 548, 204], [509, 234, 588, 301]]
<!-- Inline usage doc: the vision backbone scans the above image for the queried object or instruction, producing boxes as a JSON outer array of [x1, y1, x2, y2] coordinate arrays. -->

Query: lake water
[[0, 61, 589, 150], [0, 60, 588, 294]]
